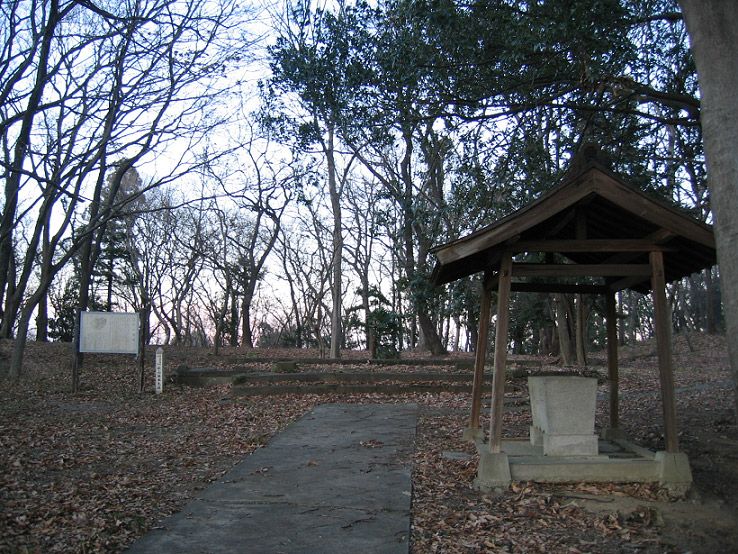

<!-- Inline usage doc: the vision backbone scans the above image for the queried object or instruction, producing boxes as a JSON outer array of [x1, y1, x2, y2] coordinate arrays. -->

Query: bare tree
[[273, 211, 332, 354], [197, 204, 234, 354], [266, 1, 377, 358], [210, 132, 296, 348], [157, 200, 210, 346], [1, 0, 252, 380], [343, 176, 385, 352]]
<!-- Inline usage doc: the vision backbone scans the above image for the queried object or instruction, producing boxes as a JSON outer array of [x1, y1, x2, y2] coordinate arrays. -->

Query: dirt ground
[[1, 333, 736, 553]]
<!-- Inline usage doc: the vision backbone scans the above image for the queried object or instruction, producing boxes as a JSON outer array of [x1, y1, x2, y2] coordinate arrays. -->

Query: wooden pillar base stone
[[474, 449, 511, 491]]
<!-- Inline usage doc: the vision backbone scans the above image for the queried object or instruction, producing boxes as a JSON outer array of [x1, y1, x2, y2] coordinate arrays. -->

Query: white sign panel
[[155, 347, 164, 394], [79, 311, 139, 354]]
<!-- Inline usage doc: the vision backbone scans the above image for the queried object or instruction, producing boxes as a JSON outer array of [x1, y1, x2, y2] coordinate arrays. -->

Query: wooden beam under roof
[[511, 282, 609, 294], [512, 263, 652, 278], [599, 229, 677, 265], [510, 239, 677, 253], [485, 275, 609, 295], [608, 274, 651, 292], [597, 230, 677, 293]]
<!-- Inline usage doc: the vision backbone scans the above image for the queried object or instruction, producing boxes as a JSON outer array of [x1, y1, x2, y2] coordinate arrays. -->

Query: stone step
[[510, 457, 661, 483], [175, 367, 540, 387], [232, 382, 479, 396], [175, 356, 547, 368], [234, 371, 480, 384]]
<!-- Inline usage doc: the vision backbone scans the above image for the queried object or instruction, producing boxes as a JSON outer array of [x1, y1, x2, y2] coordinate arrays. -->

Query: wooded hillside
[[0, 1, 729, 383]]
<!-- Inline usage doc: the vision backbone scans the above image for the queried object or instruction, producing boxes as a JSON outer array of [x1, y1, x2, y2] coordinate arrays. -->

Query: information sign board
[[79, 311, 139, 354]]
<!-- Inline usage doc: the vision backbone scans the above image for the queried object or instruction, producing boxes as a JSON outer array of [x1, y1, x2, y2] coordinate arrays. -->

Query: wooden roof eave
[[590, 171, 715, 250], [430, 165, 716, 288], [432, 171, 600, 267]]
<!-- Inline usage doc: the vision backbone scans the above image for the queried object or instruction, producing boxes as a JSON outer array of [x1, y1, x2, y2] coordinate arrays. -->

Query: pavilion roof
[[430, 145, 716, 293]]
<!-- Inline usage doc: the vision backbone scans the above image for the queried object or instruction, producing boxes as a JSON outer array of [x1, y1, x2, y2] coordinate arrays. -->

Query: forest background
[[0, 0, 734, 390]]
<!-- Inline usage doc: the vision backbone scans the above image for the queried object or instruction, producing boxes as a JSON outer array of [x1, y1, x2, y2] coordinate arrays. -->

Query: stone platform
[[474, 437, 692, 494]]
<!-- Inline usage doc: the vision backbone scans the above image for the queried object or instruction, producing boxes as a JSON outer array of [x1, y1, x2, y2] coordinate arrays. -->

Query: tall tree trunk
[[325, 125, 343, 359], [443, 311, 451, 350], [680, 0, 738, 416], [628, 290, 638, 344], [704, 267, 719, 333], [154, 303, 171, 345], [1, 256, 16, 338], [229, 289, 239, 347], [453, 315, 461, 352], [106, 255, 114, 311], [36, 292, 48, 342], [531, 326, 540, 356], [213, 294, 228, 356], [539, 326, 547, 355], [9, 309, 32, 380], [417, 312, 446, 354], [8, 258, 55, 378], [241, 293, 254, 349], [6, 187, 62, 377], [316, 304, 326, 358], [617, 291, 626, 346], [78, 162, 120, 316], [35, 215, 52, 343], [359, 276, 373, 353], [399, 128, 445, 355], [553, 294, 573, 366], [467, 300, 479, 352], [0, 2, 61, 337], [575, 294, 588, 366], [141, 304, 151, 348]]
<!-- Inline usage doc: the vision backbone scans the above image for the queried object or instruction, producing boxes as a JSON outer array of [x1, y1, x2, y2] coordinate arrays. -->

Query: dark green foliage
[[261, 0, 712, 355], [48, 279, 79, 343], [48, 274, 105, 343], [364, 287, 401, 359], [264, 1, 378, 147], [257, 321, 302, 348]]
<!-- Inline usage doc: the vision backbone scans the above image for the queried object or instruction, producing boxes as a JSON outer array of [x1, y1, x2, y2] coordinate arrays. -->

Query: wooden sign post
[[155, 347, 164, 395], [73, 311, 142, 393]]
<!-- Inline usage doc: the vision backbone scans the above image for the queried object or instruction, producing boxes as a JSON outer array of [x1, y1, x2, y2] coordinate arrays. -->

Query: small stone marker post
[[155, 347, 164, 395]]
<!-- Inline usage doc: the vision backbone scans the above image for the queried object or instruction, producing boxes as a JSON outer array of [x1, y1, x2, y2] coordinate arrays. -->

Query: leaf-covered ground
[[1, 334, 736, 553]]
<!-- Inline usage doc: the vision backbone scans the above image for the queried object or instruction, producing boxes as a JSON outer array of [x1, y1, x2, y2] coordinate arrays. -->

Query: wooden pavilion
[[430, 144, 717, 490]]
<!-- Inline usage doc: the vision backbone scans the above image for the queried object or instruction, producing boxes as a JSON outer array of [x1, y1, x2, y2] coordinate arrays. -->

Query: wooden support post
[[138, 311, 146, 393], [470, 278, 493, 431], [606, 292, 619, 430], [650, 251, 679, 453], [72, 308, 82, 394], [489, 253, 512, 453]]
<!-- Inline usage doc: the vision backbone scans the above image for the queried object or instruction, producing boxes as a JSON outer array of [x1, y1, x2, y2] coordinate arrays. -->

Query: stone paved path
[[126, 403, 417, 553]]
